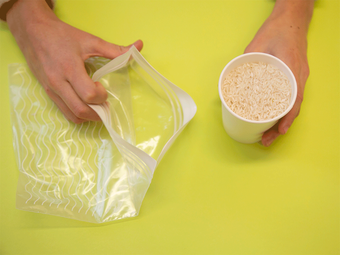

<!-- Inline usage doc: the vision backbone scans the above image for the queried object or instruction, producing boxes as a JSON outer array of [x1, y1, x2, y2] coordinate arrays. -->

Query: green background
[[0, 0, 339, 254]]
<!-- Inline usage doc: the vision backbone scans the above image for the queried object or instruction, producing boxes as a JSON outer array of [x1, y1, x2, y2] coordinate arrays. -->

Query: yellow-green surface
[[0, 0, 339, 254]]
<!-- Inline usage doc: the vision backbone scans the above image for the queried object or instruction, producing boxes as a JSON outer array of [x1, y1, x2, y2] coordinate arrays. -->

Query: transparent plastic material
[[9, 46, 196, 223]]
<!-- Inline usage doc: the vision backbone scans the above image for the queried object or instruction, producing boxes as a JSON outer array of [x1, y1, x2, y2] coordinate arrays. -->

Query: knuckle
[[72, 117, 85, 124], [46, 74, 57, 86], [45, 72, 60, 90], [102, 89, 108, 101], [63, 115, 72, 122], [82, 89, 98, 103], [118, 45, 125, 53], [73, 105, 90, 119], [296, 109, 301, 118], [61, 62, 75, 76], [296, 93, 304, 103], [65, 113, 84, 124]]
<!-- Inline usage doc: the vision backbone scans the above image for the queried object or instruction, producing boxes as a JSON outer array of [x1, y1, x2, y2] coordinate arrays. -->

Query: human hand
[[244, 0, 314, 146], [7, 0, 143, 123]]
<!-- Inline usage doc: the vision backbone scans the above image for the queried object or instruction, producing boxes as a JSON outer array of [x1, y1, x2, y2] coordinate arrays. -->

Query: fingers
[[41, 38, 144, 124], [278, 95, 303, 134], [261, 95, 303, 146], [92, 39, 143, 59], [45, 59, 108, 123], [67, 59, 108, 104], [44, 85, 86, 124], [46, 79, 102, 122], [261, 123, 280, 147], [129, 40, 143, 52]]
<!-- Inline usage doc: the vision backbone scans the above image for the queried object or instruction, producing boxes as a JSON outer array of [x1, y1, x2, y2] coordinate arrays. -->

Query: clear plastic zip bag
[[9, 46, 196, 223]]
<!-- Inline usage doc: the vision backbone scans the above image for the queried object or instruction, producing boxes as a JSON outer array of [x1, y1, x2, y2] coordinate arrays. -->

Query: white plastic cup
[[218, 53, 297, 144]]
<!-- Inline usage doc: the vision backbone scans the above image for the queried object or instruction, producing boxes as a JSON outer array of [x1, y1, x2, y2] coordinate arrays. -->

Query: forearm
[[270, 0, 314, 34]]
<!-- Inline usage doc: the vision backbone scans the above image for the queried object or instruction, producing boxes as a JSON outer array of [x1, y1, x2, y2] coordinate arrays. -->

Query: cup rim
[[218, 52, 298, 124]]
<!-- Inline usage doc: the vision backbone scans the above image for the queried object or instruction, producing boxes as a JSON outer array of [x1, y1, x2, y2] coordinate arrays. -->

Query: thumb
[[93, 39, 143, 59]]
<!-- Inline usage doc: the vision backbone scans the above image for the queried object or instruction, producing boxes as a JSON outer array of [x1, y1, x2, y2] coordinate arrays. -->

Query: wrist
[[6, 0, 54, 23], [7, 0, 57, 53], [269, 0, 314, 33], [7, 0, 56, 33]]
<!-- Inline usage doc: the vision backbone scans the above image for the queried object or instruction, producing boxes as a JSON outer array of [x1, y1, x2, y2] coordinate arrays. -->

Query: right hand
[[244, 0, 313, 146], [7, 0, 143, 123]]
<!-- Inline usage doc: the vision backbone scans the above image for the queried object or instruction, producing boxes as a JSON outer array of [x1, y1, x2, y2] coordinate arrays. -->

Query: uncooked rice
[[222, 62, 291, 121]]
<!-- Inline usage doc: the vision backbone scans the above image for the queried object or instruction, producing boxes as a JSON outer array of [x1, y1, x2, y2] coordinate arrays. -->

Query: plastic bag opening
[[9, 46, 196, 223]]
